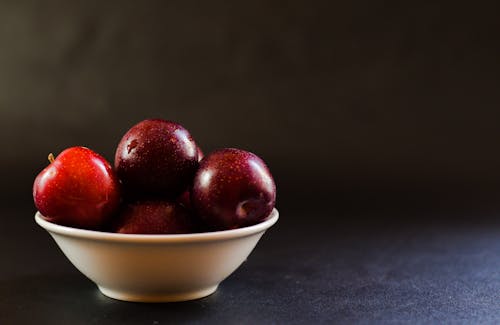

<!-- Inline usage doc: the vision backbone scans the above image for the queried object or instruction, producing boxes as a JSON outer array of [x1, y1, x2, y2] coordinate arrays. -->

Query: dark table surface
[[2, 189, 500, 324]]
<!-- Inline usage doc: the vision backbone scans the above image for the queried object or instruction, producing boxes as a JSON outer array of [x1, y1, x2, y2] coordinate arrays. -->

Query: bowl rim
[[35, 208, 279, 243]]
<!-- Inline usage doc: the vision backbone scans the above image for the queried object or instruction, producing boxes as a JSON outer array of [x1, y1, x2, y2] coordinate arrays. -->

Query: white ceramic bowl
[[35, 208, 278, 302]]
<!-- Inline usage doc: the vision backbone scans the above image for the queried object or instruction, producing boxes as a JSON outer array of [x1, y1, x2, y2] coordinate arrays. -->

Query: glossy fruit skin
[[115, 119, 199, 198], [33, 147, 121, 229], [112, 200, 196, 234], [196, 146, 204, 161], [191, 148, 276, 230]]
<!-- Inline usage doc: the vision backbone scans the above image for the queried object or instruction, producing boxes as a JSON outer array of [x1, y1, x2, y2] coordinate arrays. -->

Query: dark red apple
[[191, 148, 276, 230], [112, 200, 196, 234], [33, 146, 121, 229], [115, 119, 199, 198]]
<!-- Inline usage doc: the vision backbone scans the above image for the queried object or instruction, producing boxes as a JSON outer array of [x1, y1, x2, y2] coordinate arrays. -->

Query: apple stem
[[48, 153, 55, 164]]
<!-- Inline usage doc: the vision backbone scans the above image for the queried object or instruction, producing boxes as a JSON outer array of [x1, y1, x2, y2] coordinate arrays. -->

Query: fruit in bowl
[[33, 146, 121, 230], [115, 119, 199, 199], [33, 118, 278, 302], [192, 148, 276, 230], [112, 200, 197, 234]]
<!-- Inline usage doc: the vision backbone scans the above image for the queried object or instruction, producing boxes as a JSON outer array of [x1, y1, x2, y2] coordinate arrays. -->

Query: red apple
[[115, 119, 199, 199], [112, 200, 196, 234], [33, 146, 121, 229], [177, 189, 192, 210], [191, 148, 276, 230]]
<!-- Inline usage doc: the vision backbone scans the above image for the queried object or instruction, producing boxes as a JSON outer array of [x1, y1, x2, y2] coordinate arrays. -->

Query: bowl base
[[98, 285, 218, 303]]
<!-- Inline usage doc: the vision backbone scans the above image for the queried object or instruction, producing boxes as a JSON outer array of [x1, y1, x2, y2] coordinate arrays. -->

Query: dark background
[[1, 1, 499, 324]]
